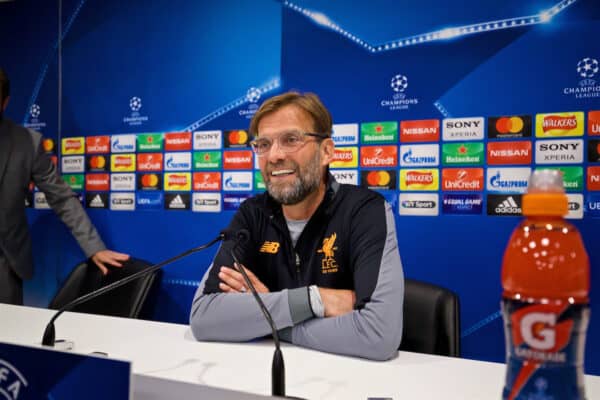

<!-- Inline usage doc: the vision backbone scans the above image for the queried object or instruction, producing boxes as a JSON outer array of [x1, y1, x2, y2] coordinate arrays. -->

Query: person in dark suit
[[0, 68, 129, 305]]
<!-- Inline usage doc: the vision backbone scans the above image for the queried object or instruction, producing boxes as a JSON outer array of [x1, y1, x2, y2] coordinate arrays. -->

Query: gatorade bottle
[[501, 169, 590, 400]]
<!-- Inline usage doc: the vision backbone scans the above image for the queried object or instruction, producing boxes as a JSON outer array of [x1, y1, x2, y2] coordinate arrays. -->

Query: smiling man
[[190, 91, 404, 360]]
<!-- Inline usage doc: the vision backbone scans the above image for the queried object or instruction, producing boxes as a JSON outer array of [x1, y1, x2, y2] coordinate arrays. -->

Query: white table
[[2, 304, 599, 399]]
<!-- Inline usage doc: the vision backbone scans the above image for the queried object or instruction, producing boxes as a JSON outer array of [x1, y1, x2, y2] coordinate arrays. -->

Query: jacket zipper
[[295, 252, 301, 284]]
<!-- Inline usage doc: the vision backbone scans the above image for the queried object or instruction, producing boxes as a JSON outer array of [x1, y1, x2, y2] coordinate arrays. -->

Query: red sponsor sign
[[487, 141, 532, 165], [587, 166, 600, 191], [85, 173, 110, 191], [223, 150, 253, 170], [400, 119, 440, 143], [405, 171, 434, 186], [589, 111, 600, 136], [164, 132, 192, 151], [360, 146, 397, 167], [137, 153, 164, 171], [542, 115, 578, 132], [65, 139, 83, 151], [442, 168, 484, 191], [165, 173, 190, 189], [113, 155, 134, 168], [333, 148, 356, 163], [193, 172, 222, 191], [86, 136, 110, 153]]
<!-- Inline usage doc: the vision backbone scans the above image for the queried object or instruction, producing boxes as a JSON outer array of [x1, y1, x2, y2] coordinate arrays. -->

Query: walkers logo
[[399, 144, 439, 167], [165, 193, 190, 210], [137, 173, 162, 191], [137, 192, 163, 210], [85, 174, 109, 191], [535, 166, 582, 192], [254, 171, 266, 191], [137, 133, 164, 152], [487, 116, 532, 139], [223, 172, 253, 191], [587, 166, 600, 190], [164, 132, 192, 151], [63, 174, 84, 191], [192, 192, 221, 212], [223, 194, 251, 211], [42, 138, 55, 153], [86, 136, 110, 153], [61, 156, 85, 173], [86, 192, 108, 209], [224, 130, 250, 148], [442, 194, 483, 215], [535, 139, 583, 164], [360, 146, 398, 167], [61, 137, 85, 155], [589, 111, 600, 136], [562, 57, 600, 100], [442, 168, 484, 191], [332, 123, 358, 145], [442, 117, 484, 141], [193, 151, 222, 170], [111, 173, 136, 191], [164, 173, 191, 191], [442, 143, 484, 165], [330, 147, 358, 168], [110, 154, 136, 172], [193, 172, 221, 191], [34, 192, 50, 209], [85, 154, 108, 172], [164, 152, 192, 171], [567, 194, 584, 219], [318, 233, 338, 274], [360, 122, 398, 143], [588, 140, 600, 162], [399, 169, 439, 191], [331, 169, 358, 185], [399, 193, 439, 216], [193, 130, 222, 149], [486, 168, 530, 193], [111, 134, 136, 153], [487, 141, 532, 165], [487, 194, 523, 216], [223, 150, 253, 170], [535, 112, 584, 137], [360, 170, 396, 190], [260, 241, 281, 254], [137, 153, 163, 171], [400, 119, 439, 143]]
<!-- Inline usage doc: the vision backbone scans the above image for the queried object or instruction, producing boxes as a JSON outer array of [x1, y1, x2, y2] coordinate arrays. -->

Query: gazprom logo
[[164, 152, 191, 171], [332, 123, 358, 145], [399, 144, 439, 167], [487, 168, 531, 193], [223, 172, 252, 191], [111, 135, 136, 153]]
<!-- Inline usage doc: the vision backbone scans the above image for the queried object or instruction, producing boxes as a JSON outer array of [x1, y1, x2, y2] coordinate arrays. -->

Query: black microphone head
[[220, 228, 250, 245], [219, 228, 237, 241], [236, 229, 250, 245]]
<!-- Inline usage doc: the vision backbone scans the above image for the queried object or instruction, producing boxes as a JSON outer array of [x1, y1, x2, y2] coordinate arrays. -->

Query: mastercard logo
[[495, 117, 524, 134], [141, 174, 159, 187], [228, 130, 249, 145], [88, 156, 106, 169], [366, 171, 391, 186], [42, 138, 54, 152]]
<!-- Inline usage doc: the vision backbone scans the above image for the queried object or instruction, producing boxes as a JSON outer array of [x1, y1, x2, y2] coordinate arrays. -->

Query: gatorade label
[[502, 299, 589, 400]]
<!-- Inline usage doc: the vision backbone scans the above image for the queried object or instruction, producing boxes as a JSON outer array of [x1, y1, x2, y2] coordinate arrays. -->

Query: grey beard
[[265, 153, 322, 205]]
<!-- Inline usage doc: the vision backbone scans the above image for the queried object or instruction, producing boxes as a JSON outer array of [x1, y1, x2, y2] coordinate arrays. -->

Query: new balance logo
[[169, 195, 186, 209], [259, 241, 280, 254]]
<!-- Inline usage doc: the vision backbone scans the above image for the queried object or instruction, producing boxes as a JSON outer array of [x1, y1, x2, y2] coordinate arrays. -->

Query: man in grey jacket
[[0, 68, 129, 305], [190, 91, 404, 360]]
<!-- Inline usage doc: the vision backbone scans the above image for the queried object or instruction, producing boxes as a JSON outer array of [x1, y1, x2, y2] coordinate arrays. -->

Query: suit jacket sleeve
[[29, 130, 106, 257]]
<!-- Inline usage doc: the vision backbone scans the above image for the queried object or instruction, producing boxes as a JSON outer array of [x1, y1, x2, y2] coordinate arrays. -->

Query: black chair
[[49, 257, 158, 319], [399, 278, 461, 357]]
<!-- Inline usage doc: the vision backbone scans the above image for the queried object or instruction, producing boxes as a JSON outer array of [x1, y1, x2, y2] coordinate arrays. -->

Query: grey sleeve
[[29, 131, 106, 257], [288, 202, 404, 361]]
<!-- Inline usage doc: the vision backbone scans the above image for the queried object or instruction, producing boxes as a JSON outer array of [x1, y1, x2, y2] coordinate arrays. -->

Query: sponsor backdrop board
[[2, 0, 600, 374]]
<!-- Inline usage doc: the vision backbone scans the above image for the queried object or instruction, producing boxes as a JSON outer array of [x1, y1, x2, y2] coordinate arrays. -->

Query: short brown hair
[[249, 91, 332, 137]]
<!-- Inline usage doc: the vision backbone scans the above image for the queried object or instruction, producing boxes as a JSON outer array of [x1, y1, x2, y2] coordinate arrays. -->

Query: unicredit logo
[[543, 115, 577, 132]]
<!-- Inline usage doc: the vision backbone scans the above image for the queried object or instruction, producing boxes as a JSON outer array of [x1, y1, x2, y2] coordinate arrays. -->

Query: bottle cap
[[522, 169, 568, 216]]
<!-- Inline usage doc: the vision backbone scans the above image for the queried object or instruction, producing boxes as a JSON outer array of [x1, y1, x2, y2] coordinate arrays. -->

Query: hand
[[218, 265, 269, 294], [318, 287, 356, 317], [91, 250, 130, 275]]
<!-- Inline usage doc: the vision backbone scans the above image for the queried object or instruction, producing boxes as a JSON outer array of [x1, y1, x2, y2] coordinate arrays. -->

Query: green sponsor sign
[[137, 133, 163, 151], [254, 171, 266, 191], [535, 166, 583, 192], [442, 143, 484, 165], [360, 122, 398, 143], [193, 151, 222, 169], [63, 174, 84, 190]]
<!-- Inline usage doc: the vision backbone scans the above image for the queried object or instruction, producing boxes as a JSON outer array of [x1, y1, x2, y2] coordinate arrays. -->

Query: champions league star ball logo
[[129, 96, 142, 112], [380, 73, 418, 111], [577, 57, 598, 79], [563, 57, 600, 99], [390, 74, 408, 93], [29, 104, 40, 119], [246, 87, 261, 104]]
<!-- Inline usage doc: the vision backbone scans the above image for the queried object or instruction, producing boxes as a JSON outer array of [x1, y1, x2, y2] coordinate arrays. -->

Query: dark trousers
[[0, 252, 23, 305]]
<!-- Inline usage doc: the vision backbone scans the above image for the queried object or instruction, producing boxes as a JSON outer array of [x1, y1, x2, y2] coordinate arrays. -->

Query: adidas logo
[[169, 194, 187, 209], [495, 196, 521, 214], [90, 194, 105, 208]]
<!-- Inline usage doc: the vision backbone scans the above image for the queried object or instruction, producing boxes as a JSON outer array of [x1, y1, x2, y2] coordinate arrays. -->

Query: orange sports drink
[[501, 169, 590, 399]]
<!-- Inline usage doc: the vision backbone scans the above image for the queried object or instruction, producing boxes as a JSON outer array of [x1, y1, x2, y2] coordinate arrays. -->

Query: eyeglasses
[[250, 131, 330, 156]]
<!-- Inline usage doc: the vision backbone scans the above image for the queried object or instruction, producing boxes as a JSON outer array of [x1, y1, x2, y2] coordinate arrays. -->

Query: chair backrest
[[399, 278, 460, 357], [49, 257, 158, 319]]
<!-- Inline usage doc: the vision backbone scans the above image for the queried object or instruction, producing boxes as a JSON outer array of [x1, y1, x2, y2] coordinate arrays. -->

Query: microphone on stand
[[41, 229, 238, 347]]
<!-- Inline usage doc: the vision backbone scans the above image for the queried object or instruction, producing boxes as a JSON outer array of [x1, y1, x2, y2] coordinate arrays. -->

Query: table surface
[[2, 304, 598, 399]]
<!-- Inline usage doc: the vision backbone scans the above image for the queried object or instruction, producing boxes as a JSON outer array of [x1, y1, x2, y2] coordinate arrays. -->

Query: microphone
[[42, 229, 235, 347], [228, 229, 288, 398]]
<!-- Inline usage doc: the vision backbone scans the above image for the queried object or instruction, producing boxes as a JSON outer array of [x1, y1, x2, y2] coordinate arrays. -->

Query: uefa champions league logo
[[129, 96, 142, 112], [562, 57, 600, 99], [239, 87, 262, 119], [390, 74, 408, 93], [123, 96, 148, 126], [29, 104, 41, 119], [246, 87, 261, 104], [577, 57, 598, 79], [23, 103, 46, 130], [379, 73, 418, 111]]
